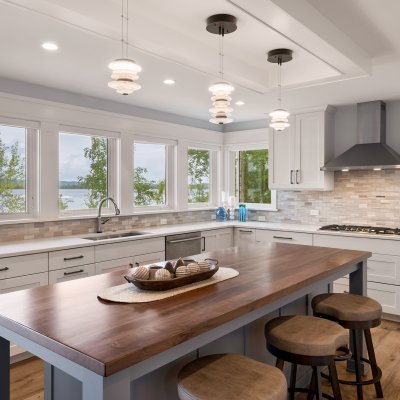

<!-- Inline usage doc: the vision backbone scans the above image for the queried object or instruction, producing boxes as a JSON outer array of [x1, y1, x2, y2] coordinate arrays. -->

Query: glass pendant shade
[[209, 81, 234, 125], [108, 58, 142, 95], [269, 108, 290, 131]]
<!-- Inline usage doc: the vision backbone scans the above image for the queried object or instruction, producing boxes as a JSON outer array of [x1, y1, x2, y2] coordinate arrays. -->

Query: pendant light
[[267, 49, 293, 131], [108, 0, 142, 95], [206, 14, 237, 125]]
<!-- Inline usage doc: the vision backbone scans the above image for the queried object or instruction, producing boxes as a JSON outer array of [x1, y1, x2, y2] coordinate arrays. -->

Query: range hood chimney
[[321, 101, 400, 171]]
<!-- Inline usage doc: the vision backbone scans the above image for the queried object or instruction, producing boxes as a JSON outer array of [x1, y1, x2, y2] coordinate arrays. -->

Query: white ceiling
[[0, 0, 400, 126]]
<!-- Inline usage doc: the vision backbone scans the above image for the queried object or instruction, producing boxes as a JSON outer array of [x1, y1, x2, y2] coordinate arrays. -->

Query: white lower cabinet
[[256, 229, 313, 245], [0, 253, 48, 279], [49, 264, 96, 284], [234, 228, 256, 248], [0, 272, 48, 294], [201, 228, 234, 253], [95, 257, 133, 275], [133, 251, 165, 267], [49, 247, 94, 270]]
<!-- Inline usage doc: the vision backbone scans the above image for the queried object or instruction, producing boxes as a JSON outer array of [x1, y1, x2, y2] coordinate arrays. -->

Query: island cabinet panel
[[0, 253, 48, 280], [201, 228, 234, 253], [95, 237, 165, 263], [49, 264, 95, 284], [49, 247, 94, 270], [256, 229, 313, 245]]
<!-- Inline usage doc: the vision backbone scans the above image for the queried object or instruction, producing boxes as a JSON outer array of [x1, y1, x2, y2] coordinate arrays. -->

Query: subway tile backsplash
[[1, 170, 399, 243]]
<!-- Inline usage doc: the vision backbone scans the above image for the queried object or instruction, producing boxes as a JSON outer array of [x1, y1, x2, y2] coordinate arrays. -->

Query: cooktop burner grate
[[319, 224, 400, 235]]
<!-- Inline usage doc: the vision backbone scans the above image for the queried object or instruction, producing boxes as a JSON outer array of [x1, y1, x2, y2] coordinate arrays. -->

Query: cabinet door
[[294, 112, 325, 189], [367, 254, 400, 285], [217, 229, 234, 249], [256, 229, 313, 245], [202, 228, 233, 253], [49, 264, 95, 284], [234, 228, 256, 248], [96, 257, 133, 275], [133, 251, 165, 267], [268, 127, 294, 189]]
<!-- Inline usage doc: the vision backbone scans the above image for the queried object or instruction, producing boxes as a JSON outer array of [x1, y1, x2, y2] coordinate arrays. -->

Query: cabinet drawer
[[256, 230, 313, 245], [49, 264, 95, 284], [234, 228, 256, 248], [0, 253, 48, 280], [133, 251, 165, 267], [0, 272, 48, 294], [95, 257, 133, 275], [368, 254, 400, 285], [49, 247, 94, 271], [95, 237, 165, 262]]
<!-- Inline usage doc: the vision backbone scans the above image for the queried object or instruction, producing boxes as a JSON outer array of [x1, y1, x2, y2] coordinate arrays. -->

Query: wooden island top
[[0, 243, 370, 378]]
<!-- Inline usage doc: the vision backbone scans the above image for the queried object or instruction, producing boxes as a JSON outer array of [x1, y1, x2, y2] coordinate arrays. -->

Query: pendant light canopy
[[267, 49, 293, 131], [206, 14, 237, 125], [108, 0, 142, 95]]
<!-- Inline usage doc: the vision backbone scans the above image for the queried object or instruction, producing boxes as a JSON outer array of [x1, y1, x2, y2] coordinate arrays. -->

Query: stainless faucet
[[96, 197, 120, 233]]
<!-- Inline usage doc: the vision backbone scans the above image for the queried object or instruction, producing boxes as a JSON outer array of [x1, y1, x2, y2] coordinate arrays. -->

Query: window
[[59, 132, 114, 212], [133, 142, 168, 208], [229, 147, 276, 210], [187, 148, 211, 204], [0, 122, 36, 218]]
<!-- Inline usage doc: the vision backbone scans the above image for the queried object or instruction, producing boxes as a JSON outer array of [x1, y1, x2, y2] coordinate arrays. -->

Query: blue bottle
[[216, 206, 227, 221]]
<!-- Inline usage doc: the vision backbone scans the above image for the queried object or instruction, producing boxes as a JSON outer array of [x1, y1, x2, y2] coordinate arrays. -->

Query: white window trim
[[0, 119, 38, 221], [132, 137, 176, 212], [187, 143, 220, 210], [59, 130, 119, 217], [225, 142, 277, 212]]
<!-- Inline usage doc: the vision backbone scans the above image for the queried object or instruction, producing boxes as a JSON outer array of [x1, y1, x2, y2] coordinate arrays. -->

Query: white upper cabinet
[[269, 108, 334, 190]]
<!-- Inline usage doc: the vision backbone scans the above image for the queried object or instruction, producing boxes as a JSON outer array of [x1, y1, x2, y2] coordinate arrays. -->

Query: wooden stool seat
[[312, 293, 382, 323], [177, 354, 287, 400], [265, 315, 348, 357]]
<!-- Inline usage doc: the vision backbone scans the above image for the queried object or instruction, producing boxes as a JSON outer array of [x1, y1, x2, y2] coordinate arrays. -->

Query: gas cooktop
[[319, 224, 400, 235]]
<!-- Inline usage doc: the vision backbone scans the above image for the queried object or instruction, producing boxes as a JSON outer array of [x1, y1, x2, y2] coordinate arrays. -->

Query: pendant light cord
[[278, 57, 282, 109], [121, 0, 124, 56], [219, 33, 224, 80], [120, 0, 130, 57], [126, 0, 129, 57]]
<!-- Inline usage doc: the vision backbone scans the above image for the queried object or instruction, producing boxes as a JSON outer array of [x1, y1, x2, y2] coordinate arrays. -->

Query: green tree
[[239, 149, 271, 204], [0, 137, 25, 213], [77, 137, 108, 208], [133, 166, 165, 206], [188, 149, 210, 203]]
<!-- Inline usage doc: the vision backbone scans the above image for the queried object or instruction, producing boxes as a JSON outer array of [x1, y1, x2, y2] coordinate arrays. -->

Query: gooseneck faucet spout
[[96, 197, 120, 233]]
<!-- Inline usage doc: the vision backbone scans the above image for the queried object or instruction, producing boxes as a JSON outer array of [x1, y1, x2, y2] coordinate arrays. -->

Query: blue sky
[[0, 126, 26, 156]]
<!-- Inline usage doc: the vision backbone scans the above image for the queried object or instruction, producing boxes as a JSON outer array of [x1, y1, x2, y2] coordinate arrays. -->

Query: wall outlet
[[257, 215, 266, 222], [310, 210, 320, 216], [160, 218, 168, 225], [211, 214, 216, 220]]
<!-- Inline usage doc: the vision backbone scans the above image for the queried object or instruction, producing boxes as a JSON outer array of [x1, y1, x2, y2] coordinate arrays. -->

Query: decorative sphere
[[175, 266, 190, 277], [198, 261, 210, 272], [187, 263, 200, 274], [132, 265, 149, 280], [155, 268, 172, 280]]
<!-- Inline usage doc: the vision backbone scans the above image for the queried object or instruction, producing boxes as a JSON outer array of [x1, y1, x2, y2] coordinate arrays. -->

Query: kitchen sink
[[82, 231, 148, 241]]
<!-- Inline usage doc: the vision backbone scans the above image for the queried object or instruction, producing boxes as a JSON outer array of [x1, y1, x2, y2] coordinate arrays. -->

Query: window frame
[[226, 143, 277, 211], [0, 117, 38, 221], [132, 136, 176, 213], [187, 144, 219, 209], [58, 127, 118, 217]]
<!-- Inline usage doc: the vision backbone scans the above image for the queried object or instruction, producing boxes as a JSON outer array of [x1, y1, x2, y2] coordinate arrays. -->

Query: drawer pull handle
[[0, 267, 9, 272], [296, 170, 300, 184], [273, 236, 293, 240], [63, 255, 84, 261], [64, 269, 84, 276], [239, 230, 253, 233]]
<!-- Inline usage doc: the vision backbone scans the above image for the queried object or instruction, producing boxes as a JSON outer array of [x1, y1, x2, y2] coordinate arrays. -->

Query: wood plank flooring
[[10, 320, 400, 399]]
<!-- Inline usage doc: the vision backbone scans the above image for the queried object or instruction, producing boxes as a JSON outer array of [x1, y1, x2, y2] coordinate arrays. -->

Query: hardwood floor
[[10, 320, 400, 399]]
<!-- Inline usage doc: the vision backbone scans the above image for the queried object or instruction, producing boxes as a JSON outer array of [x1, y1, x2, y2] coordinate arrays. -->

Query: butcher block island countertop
[[0, 243, 371, 400]]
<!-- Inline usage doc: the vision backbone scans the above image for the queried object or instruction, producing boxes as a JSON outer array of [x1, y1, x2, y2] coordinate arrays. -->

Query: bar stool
[[265, 315, 350, 400], [312, 293, 383, 400], [177, 353, 287, 400]]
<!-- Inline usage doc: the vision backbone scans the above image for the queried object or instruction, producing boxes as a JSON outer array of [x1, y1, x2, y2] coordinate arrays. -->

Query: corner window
[[187, 148, 211, 204], [59, 132, 115, 213], [0, 122, 36, 218], [133, 142, 168, 208]]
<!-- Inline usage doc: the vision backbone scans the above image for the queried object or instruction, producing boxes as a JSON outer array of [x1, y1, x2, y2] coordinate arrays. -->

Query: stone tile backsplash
[[250, 170, 400, 227], [1, 170, 400, 243]]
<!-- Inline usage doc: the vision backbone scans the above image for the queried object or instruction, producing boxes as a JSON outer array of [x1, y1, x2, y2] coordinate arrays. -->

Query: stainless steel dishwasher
[[165, 231, 202, 259]]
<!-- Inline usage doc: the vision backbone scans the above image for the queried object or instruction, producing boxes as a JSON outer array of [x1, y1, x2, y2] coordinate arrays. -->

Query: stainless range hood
[[321, 101, 400, 171]]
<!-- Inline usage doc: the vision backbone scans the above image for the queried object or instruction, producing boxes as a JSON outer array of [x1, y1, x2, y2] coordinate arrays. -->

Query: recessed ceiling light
[[341, 169, 349, 172], [235, 101, 245, 106], [373, 168, 382, 171], [163, 79, 175, 85], [42, 42, 58, 51]]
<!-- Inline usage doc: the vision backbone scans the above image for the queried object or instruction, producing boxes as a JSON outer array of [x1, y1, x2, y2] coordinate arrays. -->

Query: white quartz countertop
[[1, 220, 399, 258]]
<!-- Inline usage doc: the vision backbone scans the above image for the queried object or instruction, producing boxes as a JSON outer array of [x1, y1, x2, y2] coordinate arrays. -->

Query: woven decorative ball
[[132, 265, 149, 280], [187, 263, 200, 275], [155, 268, 172, 281], [175, 265, 190, 278], [198, 261, 210, 272]]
